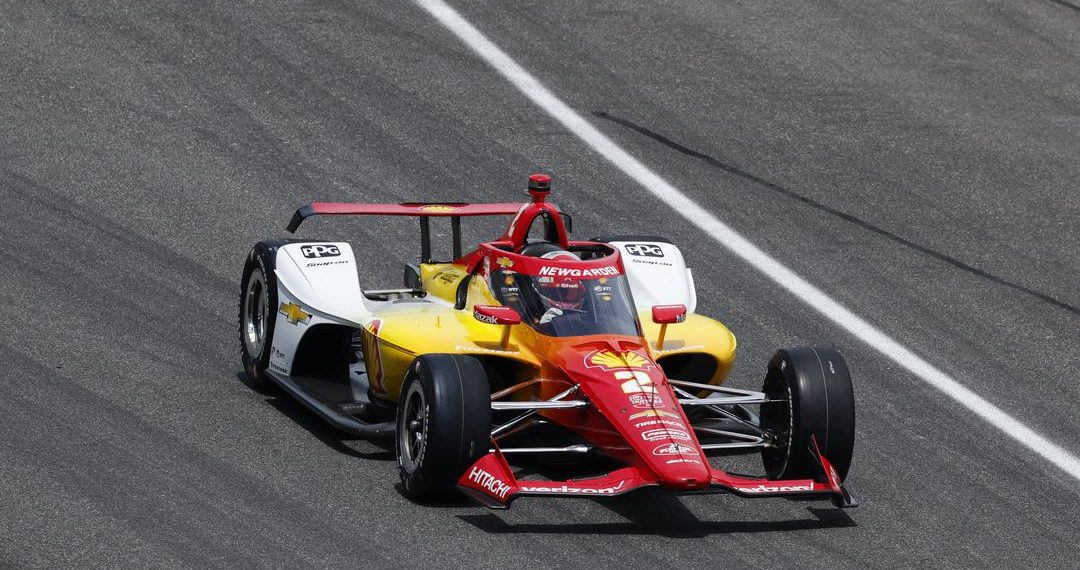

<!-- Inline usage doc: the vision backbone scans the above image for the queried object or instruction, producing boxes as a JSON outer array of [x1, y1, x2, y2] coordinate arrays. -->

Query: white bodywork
[[269, 242, 369, 375], [275, 242, 370, 324], [608, 240, 698, 313]]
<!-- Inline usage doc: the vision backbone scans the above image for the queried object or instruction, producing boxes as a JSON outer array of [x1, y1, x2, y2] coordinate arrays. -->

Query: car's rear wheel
[[397, 354, 492, 501], [238, 243, 280, 390], [760, 347, 855, 482]]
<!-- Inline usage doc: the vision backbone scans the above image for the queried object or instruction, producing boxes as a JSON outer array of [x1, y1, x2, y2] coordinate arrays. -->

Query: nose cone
[[554, 342, 713, 490], [643, 437, 711, 490], [655, 462, 711, 491]]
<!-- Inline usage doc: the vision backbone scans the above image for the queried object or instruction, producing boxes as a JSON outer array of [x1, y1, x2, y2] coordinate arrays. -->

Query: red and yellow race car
[[238, 174, 856, 509]]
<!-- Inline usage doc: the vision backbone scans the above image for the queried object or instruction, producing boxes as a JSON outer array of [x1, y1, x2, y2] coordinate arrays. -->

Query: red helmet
[[534, 250, 585, 310]]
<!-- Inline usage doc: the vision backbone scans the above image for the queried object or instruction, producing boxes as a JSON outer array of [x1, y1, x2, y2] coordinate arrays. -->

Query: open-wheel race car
[[238, 174, 857, 508]]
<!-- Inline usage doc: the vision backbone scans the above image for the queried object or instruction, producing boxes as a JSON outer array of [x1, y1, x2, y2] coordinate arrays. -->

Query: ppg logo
[[624, 244, 665, 258], [300, 244, 341, 259]]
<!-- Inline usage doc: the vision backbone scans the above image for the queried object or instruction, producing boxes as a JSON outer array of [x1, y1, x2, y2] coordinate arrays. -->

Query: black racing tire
[[396, 354, 492, 501], [760, 347, 855, 482], [238, 241, 284, 390]]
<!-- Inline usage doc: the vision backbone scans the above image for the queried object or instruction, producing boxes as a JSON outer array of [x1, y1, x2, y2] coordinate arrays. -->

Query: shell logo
[[419, 205, 459, 213], [628, 409, 681, 421], [586, 350, 651, 371]]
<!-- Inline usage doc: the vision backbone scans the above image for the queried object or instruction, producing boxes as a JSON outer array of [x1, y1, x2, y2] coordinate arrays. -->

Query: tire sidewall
[[396, 354, 492, 500], [761, 347, 855, 482], [239, 244, 279, 388]]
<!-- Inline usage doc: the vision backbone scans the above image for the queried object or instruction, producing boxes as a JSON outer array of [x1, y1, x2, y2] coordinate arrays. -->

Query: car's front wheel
[[760, 347, 855, 482], [397, 354, 492, 501]]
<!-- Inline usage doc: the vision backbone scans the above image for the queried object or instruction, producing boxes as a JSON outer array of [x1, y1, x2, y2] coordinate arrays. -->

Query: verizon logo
[[519, 481, 626, 495], [737, 483, 815, 494]]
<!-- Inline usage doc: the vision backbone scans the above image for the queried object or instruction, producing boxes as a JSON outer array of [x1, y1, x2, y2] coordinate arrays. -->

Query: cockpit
[[485, 241, 642, 338]]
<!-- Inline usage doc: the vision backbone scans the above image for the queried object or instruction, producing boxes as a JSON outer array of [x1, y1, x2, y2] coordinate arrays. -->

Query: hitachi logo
[[536, 265, 619, 278], [468, 467, 512, 499], [737, 483, 815, 494]]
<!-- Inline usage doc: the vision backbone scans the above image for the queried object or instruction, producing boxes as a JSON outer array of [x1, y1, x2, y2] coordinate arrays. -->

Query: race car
[[237, 174, 856, 508]]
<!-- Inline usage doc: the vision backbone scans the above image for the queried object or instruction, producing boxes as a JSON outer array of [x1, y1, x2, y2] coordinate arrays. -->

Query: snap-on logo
[[300, 244, 341, 259], [624, 244, 665, 257]]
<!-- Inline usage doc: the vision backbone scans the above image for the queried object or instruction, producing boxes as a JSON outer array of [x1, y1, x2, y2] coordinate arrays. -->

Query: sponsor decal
[[736, 483, 815, 494], [300, 244, 340, 259], [467, 466, 513, 499], [628, 409, 680, 420], [641, 428, 691, 442], [629, 258, 673, 267], [652, 443, 696, 456], [271, 346, 286, 359], [666, 458, 702, 465], [624, 243, 665, 258], [586, 350, 652, 371], [629, 393, 664, 409], [519, 481, 626, 495], [453, 345, 518, 354], [617, 370, 656, 394], [473, 310, 499, 324], [419, 205, 459, 213], [434, 268, 463, 284], [305, 259, 349, 267], [633, 419, 687, 430], [269, 362, 288, 374], [278, 302, 311, 325], [496, 257, 514, 269], [536, 265, 619, 278]]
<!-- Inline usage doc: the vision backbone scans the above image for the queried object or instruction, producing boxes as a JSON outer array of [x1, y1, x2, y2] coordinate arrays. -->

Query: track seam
[[592, 111, 1078, 316]]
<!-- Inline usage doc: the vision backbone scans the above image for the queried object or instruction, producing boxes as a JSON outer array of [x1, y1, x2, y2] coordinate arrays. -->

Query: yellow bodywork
[[363, 262, 737, 400]]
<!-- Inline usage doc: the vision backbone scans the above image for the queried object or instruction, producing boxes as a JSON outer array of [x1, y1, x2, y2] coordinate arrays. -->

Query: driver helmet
[[534, 249, 585, 310]]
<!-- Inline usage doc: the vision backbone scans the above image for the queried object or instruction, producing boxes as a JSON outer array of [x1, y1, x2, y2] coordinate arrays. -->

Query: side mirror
[[474, 305, 521, 350], [651, 304, 686, 350], [473, 305, 521, 326], [651, 304, 687, 325]]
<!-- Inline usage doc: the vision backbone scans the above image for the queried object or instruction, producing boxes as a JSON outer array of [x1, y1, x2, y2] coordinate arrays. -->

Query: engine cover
[[604, 239, 697, 313]]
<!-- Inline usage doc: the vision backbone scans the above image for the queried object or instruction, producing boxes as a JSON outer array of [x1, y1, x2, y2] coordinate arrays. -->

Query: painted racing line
[[416, 0, 1080, 482]]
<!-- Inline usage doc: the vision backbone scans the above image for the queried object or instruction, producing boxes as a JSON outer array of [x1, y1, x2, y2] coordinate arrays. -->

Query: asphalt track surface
[[1, 1, 1078, 568]]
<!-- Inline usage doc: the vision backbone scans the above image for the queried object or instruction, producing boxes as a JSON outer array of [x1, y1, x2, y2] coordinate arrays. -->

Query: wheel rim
[[399, 383, 427, 472], [760, 373, 794, 479], [243, 268, 269, 357]]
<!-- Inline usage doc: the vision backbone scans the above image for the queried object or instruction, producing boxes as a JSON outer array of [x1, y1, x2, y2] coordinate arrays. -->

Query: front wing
[[457, 442, 857, 509]]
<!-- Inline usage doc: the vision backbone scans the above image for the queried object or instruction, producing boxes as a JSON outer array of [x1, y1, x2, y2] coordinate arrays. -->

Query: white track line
[[415, 0, 1080, 482]]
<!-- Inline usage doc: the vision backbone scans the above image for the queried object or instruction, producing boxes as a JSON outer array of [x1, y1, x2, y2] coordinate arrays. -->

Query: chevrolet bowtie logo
[[496, 257, 514, 269], [278, 302, 311, 325]]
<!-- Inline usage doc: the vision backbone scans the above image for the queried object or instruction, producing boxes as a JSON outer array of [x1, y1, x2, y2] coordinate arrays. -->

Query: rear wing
[[287, 201, 523, 262]]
